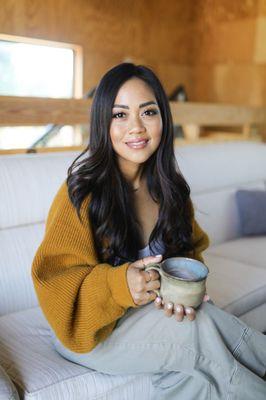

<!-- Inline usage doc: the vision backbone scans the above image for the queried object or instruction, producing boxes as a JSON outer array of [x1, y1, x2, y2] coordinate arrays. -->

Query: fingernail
[[186, 308, 193, 314], [175, 305, 183, 313], [155, 297, 161, 304], [155, 254, 162, 258], [167, 302, 173, 309]]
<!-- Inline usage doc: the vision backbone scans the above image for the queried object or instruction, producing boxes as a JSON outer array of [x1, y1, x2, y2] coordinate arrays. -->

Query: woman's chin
[[125, 154, 152, 164]]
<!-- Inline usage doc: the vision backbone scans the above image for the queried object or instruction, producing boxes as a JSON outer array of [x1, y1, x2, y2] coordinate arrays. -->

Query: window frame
[[0, 33, 84, 153], [0, 33, 83, 99]]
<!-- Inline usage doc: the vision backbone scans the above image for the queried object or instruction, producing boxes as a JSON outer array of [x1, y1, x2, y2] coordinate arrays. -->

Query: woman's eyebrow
[[113, 101, 158, 109], [139, 101, 158, 108]]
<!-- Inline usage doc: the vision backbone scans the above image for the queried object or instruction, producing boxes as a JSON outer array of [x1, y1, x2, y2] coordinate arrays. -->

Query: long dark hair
[[67, 63, 194, 265]]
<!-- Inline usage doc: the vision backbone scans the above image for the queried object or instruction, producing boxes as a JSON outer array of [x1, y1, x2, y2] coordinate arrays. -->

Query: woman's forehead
[[113, 77, 156, 106]]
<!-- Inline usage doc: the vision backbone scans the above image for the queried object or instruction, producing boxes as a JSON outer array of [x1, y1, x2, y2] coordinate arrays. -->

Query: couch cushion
[[191, 182, 266, 245], [0, 224, 44, 315], [176, 141, 266, 245], [204, 252, 266, 320], [0, 152, 79, 229], [0, 308, 153, 400], [206, 236, 266, 270], [240, 303, 266, 333], [176, 141, 266, 193], [0, 363, 19, 400]]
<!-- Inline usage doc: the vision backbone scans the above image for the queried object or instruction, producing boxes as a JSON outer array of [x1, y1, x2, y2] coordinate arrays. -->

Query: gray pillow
[[236, 190, 266, 236]]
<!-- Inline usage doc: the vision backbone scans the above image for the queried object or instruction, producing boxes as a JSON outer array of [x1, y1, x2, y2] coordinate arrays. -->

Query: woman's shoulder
[[47, 180, 92, 225], [54, 180, 69, 202], [55, 180, 92, 205]]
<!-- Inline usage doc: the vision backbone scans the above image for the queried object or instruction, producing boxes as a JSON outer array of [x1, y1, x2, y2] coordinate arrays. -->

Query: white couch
[[0, 141, 265, 399]]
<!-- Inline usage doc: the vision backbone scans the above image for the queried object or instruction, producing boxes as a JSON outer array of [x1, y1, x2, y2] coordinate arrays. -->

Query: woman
[[32, 63, 266, 399]]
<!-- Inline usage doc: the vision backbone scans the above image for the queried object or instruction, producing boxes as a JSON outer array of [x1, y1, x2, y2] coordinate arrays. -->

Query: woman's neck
[[118, 160, 144, 191]]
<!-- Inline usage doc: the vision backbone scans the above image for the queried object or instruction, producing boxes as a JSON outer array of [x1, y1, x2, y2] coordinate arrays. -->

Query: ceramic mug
[[145, 257, 209, 308]]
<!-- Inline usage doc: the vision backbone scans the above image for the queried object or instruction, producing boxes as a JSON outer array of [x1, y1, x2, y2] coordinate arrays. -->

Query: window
[[0, 34, 84, 151]]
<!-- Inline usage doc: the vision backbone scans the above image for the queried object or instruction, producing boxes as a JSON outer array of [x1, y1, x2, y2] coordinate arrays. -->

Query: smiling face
[[110, 77, 163, 178]]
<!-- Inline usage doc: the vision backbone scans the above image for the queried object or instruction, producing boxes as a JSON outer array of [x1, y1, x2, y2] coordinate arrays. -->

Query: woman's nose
[[128, 115, 146, 134]]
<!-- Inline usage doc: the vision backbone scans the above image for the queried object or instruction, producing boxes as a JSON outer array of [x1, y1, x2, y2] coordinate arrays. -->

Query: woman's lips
[[126, 139, 149, 149]]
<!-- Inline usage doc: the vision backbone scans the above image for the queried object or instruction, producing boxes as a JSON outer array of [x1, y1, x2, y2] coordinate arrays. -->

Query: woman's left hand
[[154, 294, 210, 322]]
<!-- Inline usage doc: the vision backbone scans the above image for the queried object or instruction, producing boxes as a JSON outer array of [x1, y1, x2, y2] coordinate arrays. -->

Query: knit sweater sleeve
[[187, 200, 210, 263], [31, 181, 138, 354], [190, 218, 210, 263]]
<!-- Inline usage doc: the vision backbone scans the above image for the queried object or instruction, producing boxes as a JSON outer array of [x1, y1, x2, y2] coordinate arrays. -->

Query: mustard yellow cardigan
[[31, 181, 209, 353]]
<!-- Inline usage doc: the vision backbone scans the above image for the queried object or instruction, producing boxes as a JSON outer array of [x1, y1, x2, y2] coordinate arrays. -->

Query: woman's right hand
[[127, 255, 162, 306]]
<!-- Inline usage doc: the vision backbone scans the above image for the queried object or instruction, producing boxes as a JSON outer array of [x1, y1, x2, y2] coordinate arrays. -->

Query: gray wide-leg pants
[[52, 302, 266, 399]]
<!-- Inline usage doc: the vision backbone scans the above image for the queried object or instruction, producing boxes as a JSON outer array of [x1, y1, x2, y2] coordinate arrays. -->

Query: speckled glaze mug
[[145, 257, 209, 308]]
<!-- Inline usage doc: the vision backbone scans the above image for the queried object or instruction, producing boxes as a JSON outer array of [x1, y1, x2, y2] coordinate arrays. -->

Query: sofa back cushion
[[0, 224, 44, 315], [0, 152, 79, 315], [176, 141, 266, 245], [175, 141, 266, 193], [192, 182, 265, 245]]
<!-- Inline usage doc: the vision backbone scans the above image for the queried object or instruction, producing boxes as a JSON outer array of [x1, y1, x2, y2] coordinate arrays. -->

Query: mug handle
[[144, 263, 162, 298]]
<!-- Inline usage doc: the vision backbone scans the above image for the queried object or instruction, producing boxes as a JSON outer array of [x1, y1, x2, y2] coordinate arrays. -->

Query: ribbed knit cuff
[[107, 263, 139, 309]]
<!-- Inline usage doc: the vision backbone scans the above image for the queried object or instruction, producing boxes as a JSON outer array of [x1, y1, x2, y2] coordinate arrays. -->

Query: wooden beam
[[170, 102, 266, 126], [0, 96, 92, 126], [1, 96, 266, 127]]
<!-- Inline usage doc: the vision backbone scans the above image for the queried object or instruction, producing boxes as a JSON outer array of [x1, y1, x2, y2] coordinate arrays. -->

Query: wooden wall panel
[[0, 0, 266, 106], [258, 0, 266, 15], [0, 0, 195, 98], [254, 17, 266, 63], [190, 0, 266, 106], [191, 18, 257, 65]]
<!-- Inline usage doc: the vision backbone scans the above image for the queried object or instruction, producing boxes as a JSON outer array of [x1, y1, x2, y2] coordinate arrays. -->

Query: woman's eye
[[112, 112, 125, 119], [143, 109, 159, 116]]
